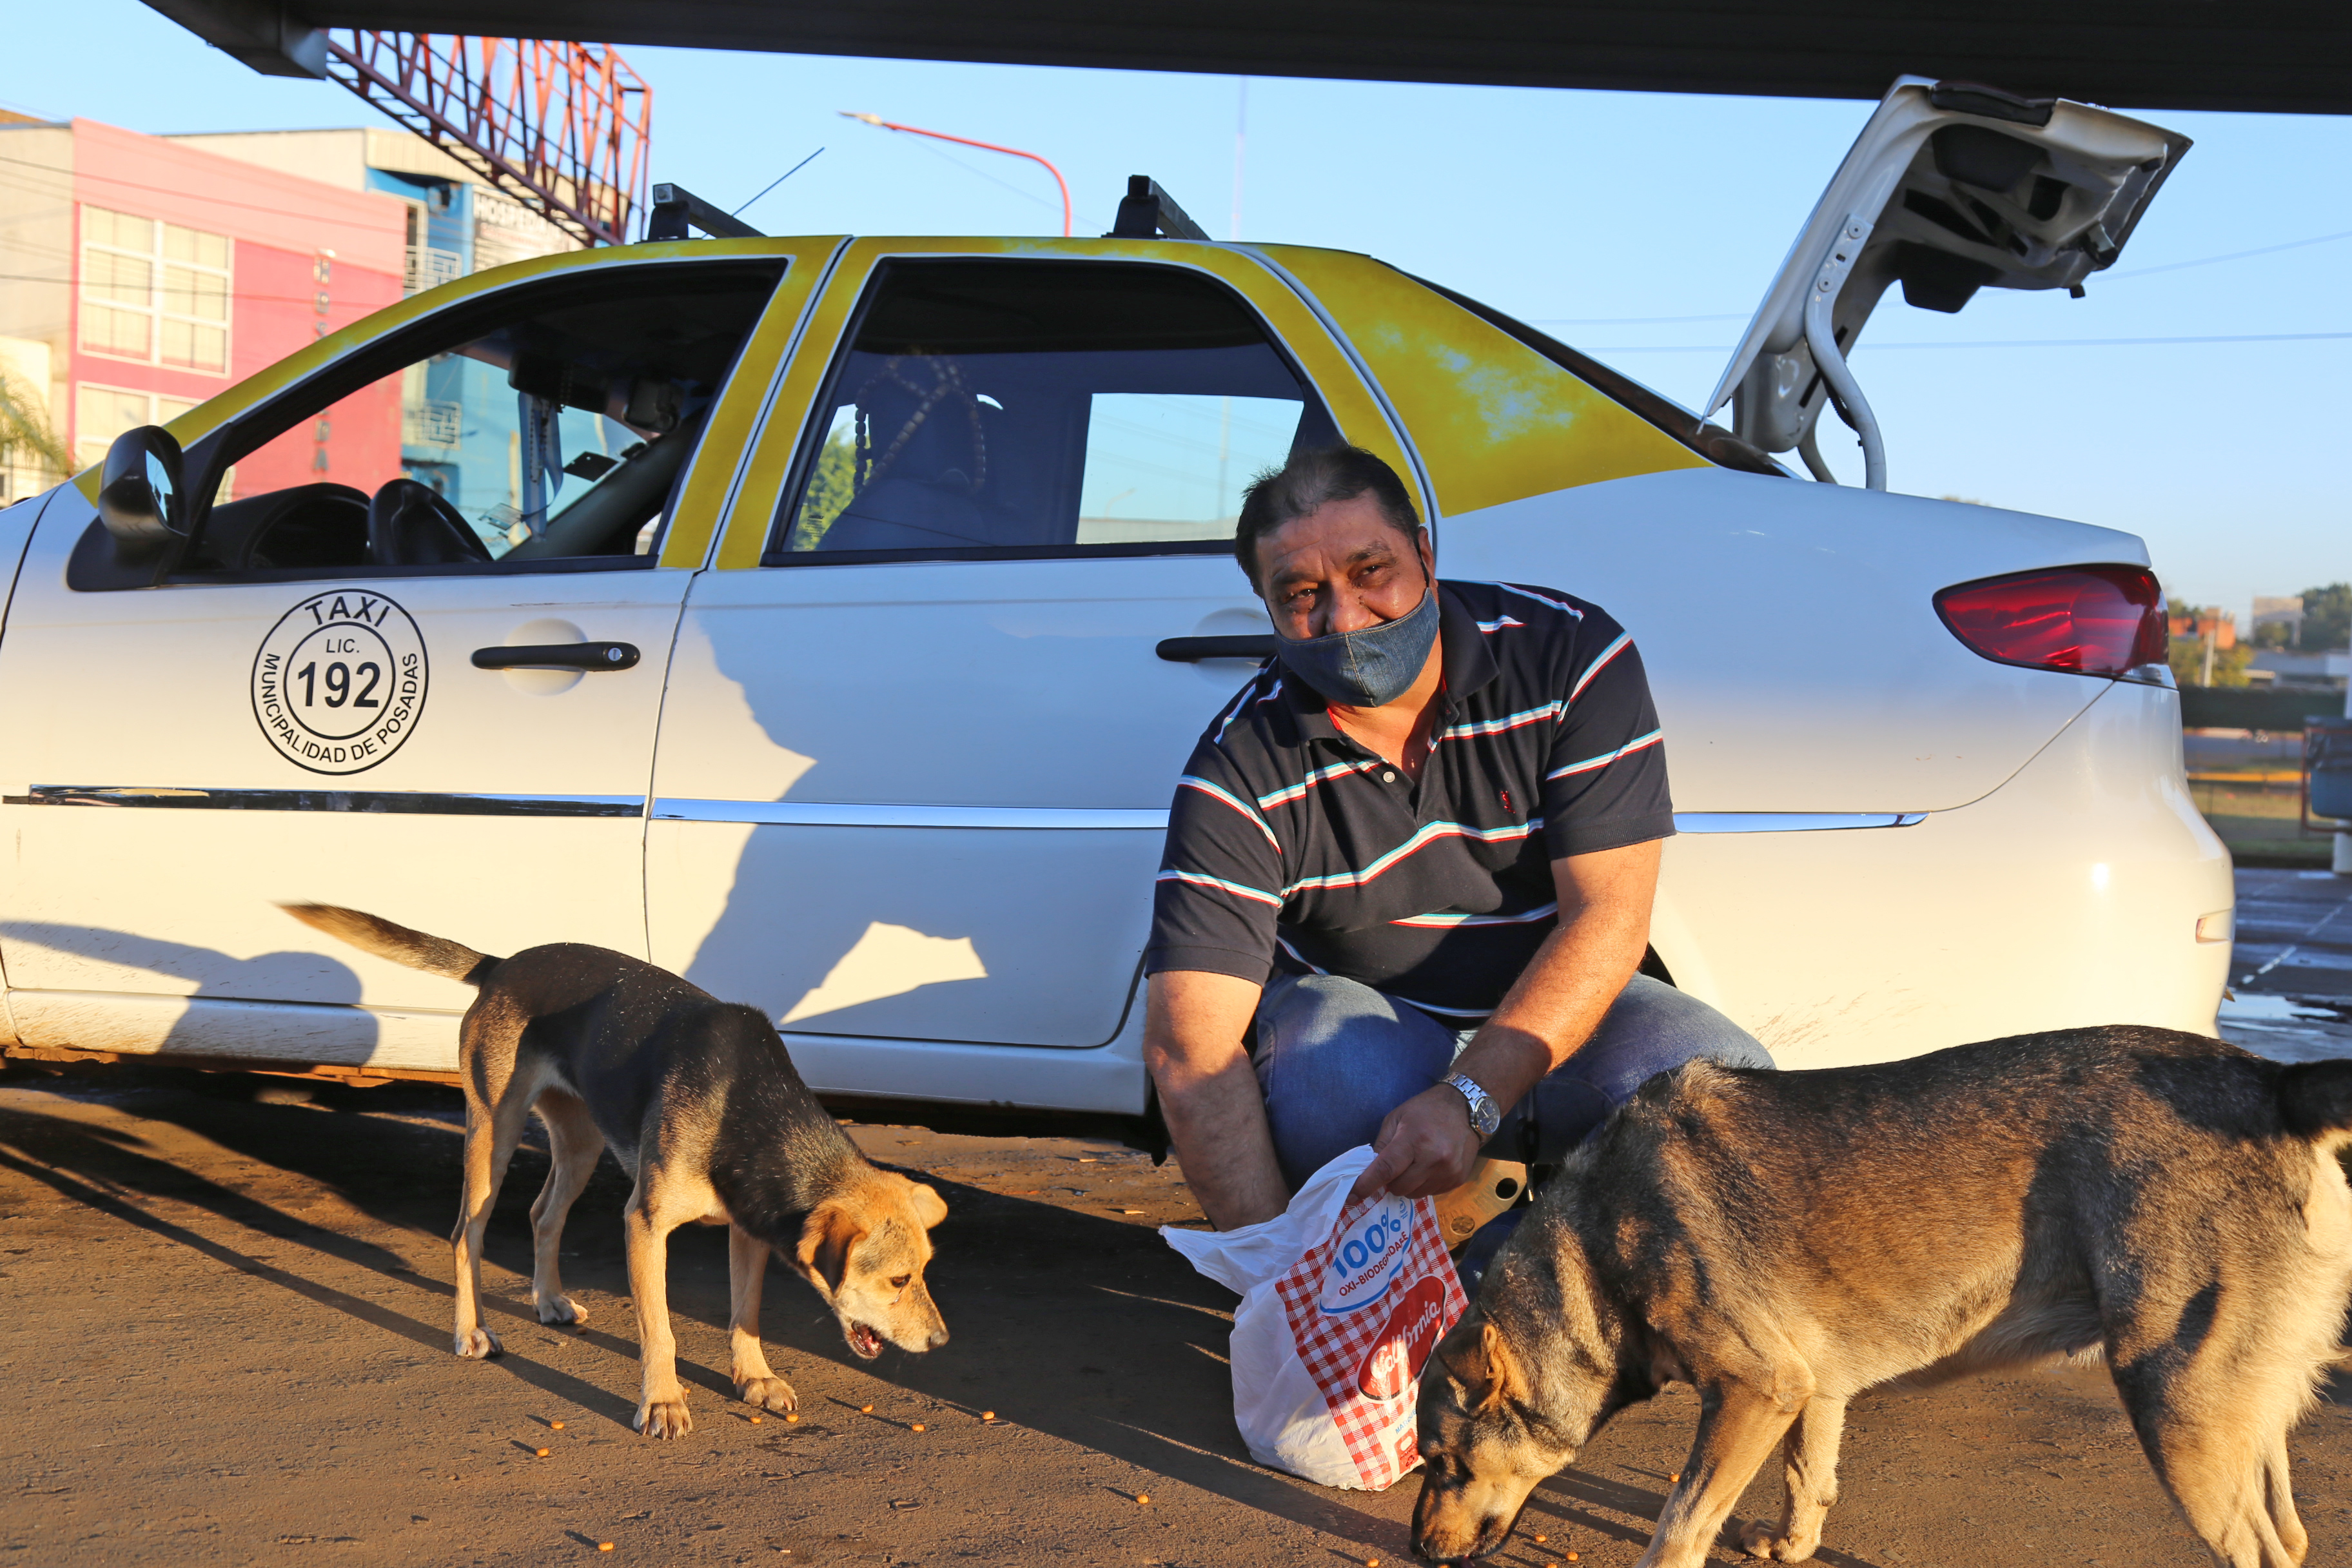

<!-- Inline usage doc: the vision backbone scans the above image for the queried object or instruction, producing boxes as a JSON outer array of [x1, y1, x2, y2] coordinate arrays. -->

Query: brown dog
[[283, 903, 949, 1437], [1413, 1027, 2352, 1567]]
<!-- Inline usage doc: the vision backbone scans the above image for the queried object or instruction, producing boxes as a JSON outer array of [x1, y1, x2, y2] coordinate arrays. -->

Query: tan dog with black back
[[283, 903, 948, 1437], [1413, 1026, 2352, 1568]]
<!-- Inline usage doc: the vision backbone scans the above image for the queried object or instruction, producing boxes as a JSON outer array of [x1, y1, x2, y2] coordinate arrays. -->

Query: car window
[[771, 259, 1338, 562], [159, 264, 781, 582]]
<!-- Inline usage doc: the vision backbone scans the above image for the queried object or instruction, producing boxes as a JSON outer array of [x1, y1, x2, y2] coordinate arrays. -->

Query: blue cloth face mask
[[1274, 585, 1440, 708]]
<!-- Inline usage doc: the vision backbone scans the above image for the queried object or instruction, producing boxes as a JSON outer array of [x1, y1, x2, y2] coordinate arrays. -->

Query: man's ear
[[905, 1179, 948, 1230], [795, 1200, 866, 1296]]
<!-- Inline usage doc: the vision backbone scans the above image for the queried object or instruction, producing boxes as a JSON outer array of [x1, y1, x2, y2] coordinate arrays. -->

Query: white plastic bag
[[1162, 1145, 1467, 1491]]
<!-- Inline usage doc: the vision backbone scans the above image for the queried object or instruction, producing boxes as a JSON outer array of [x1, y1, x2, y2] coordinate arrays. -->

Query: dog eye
[[889, 1274, 911, 1290]]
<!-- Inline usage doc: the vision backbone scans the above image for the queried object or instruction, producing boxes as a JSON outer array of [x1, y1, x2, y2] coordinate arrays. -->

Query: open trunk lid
[[1705, 77, 2190, 489]]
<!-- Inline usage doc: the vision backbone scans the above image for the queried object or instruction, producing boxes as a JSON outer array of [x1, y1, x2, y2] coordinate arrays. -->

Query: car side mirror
[[95, 425, 186, 550]]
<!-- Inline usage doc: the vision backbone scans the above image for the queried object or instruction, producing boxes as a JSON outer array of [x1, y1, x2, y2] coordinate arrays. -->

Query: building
[[0, 115, 580, 514], [0, 114, 411, 502], [2253, 594, 2306, 646], [2169, 608, 2236, 650], [165, 128, 580, 531]]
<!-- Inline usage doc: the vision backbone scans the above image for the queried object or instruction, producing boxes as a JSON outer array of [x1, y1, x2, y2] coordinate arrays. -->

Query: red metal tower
[[320, 32, 651, 248]]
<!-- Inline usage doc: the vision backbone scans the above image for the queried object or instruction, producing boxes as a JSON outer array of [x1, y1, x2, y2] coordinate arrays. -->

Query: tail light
[[1934, 565, 2167, 678]]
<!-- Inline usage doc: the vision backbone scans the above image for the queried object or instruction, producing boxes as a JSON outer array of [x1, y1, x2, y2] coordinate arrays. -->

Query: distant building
[[0, 115, 412, 503], [2247, 650, 2349, 692], [164, 128, 581, 529], [0, 116, 581, 517], [2253, 595, 2306, 644], [2170, 609, 2236, 650]]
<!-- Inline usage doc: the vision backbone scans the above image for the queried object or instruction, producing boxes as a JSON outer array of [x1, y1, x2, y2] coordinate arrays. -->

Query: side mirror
[[96, 425, 185, 549]]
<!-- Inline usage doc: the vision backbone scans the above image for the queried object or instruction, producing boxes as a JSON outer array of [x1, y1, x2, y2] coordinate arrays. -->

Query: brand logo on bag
[[1357, 1275, 1450, 1400], [1317, 1196, 1416, 1315], [250, 591, 429, 776]]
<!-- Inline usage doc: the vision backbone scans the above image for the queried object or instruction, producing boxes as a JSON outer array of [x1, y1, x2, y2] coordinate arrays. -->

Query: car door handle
[[1155, 635, 1276, 662], [471, 641, 641, 671]]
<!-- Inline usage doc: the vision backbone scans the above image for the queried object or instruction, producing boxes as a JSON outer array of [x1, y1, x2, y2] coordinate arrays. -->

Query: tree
[[0, 371, 70, 492], [789, 427, 858, 551], [2167, 611, 2254, 687], [2299, 583, 2352, 653]]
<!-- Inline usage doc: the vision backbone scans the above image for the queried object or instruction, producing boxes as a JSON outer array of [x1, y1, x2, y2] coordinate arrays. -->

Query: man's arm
[[1143, 969, 1289, 1230], [1349, 838, 1662, 1200]]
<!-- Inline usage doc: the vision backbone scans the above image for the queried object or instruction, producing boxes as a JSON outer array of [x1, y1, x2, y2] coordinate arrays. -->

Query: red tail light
[[1934, 565, 2167, 677]]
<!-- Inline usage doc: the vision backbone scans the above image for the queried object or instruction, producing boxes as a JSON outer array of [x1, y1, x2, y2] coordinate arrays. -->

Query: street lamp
[[840, 112, 1073, 237]]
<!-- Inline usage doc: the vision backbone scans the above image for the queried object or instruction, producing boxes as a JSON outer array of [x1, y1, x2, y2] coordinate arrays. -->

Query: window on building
[[774, 260, 1337, 561], [74, 382, 198, 467], [79, 207, 231, 375]]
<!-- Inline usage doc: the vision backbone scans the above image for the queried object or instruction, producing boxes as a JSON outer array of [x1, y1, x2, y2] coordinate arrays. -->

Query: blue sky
[[8, 2, 2348, 624]]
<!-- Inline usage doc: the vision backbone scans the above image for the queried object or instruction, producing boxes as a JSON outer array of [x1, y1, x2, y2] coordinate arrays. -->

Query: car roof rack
[[1108, 176, 1210, 241], [646, 183, 765, 242]]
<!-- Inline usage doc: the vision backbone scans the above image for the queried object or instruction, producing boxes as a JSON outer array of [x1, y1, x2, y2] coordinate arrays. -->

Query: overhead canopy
[[146, 0, 2352, 115]]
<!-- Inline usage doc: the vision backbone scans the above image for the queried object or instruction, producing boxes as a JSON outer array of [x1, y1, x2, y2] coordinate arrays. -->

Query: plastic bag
[[1162, 1145, 1467, 1490]]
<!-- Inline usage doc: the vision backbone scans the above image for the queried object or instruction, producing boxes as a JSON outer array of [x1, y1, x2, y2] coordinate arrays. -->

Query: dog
[[1413, 1026, 2352, 1568], [282, 903, 950, 1438]]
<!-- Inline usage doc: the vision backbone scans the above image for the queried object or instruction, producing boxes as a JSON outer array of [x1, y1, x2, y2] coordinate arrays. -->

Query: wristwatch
[[1442, 1072, 1502, 1141]]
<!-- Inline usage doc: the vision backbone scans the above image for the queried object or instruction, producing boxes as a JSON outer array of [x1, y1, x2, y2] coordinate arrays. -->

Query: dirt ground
[[5, 1061, 2352, 1567]]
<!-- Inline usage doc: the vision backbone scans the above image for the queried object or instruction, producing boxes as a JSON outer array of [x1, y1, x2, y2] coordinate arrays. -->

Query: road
[[4, 868, 2351, 1567]]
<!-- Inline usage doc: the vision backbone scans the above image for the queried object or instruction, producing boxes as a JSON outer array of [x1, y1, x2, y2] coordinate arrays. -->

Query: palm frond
[[0, 372, 71, 478]]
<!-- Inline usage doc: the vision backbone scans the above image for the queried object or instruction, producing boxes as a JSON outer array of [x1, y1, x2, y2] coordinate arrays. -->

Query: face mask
[[1275, 584, 1440, 709]]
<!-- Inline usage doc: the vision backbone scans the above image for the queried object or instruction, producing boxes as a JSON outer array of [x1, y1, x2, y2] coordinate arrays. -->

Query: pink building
[[0, 115, 407, 500]]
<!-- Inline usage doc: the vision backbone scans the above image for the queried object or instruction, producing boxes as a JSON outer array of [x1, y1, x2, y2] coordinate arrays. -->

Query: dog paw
[[534, 1293, 588, 1326], [735, 1376, 798, 1415], [1735, 1521, 1818, 1562], [453, 1327, 503, 1359], [635, 1395, 693, 1439]]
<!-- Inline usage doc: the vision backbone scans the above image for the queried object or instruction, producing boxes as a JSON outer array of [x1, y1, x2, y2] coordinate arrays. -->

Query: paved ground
[[2217, 866, 2352, 1060], [5, 866, 2352, 1567]]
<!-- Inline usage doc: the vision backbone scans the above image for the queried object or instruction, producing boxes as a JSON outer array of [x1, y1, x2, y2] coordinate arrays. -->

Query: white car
[[0, 79, 2227, 1139]]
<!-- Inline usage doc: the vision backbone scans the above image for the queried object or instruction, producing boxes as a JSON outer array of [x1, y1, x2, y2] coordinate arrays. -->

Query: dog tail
[[2277, 1058, 2352, 1142], [279, 903, 498, 985]]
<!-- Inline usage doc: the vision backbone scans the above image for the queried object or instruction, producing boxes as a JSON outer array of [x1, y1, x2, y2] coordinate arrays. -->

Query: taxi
[[0, 80, 2229, 1131]]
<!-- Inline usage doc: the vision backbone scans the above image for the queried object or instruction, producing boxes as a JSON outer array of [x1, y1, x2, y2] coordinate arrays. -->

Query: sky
[[5, 2, 2347, 624]]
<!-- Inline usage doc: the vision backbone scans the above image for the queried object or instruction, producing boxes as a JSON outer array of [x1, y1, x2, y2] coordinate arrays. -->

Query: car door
[[643, 238, 1424, 1112], [0, 243, 834, 1072]]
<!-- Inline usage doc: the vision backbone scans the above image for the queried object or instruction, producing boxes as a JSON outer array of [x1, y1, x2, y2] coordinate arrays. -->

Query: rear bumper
[[1653, 678, 2231, 1068]]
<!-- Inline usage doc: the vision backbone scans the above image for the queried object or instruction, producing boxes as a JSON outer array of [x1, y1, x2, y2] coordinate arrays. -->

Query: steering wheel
[[367, 478, 492, 567]]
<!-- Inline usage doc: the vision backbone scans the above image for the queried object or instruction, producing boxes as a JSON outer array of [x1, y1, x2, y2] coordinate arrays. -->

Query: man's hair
[[1233, 444, 1424, 584]]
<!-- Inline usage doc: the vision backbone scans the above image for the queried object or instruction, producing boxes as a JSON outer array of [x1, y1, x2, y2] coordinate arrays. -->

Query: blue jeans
[[1253, 972, 1773, 1191]]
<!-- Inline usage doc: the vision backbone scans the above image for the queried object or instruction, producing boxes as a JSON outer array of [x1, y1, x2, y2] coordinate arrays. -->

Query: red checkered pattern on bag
[[1272, 1191, 1467, 1489]]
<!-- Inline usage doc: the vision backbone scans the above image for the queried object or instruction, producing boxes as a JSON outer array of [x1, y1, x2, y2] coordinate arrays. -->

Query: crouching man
[[1144, 446, 1770, 1231]]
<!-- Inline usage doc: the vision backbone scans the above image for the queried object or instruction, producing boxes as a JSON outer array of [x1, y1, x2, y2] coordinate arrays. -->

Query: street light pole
[[840, 112, 1072, 237]]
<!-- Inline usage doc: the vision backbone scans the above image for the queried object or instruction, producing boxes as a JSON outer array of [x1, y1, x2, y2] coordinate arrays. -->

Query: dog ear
[[1476, 1319, 1526, 1411], [906, 1180, 948, 1230], [1433, 1317, 1491, 1395], [795, 1200, 866, 1296]]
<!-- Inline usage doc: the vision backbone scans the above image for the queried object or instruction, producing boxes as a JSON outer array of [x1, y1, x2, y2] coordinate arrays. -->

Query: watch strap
[[1442, 1072, 1502, 1141]]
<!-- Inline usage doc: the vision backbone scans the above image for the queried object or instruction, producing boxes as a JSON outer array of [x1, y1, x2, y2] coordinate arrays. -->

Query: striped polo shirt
[[1144, 579, 1674, 1023]]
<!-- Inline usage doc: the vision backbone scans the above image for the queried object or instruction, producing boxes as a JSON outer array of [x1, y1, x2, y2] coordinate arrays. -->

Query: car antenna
[[1108, 176, 1210, 241], [645, 184, 765, 242]]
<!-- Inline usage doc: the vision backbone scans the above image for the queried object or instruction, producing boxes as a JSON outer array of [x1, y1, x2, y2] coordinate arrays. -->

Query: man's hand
[[1350, 1082, 1482, 1200]]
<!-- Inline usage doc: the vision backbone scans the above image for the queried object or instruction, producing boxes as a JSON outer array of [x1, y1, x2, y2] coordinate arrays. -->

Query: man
[[1144, 446, 1769, 1232]]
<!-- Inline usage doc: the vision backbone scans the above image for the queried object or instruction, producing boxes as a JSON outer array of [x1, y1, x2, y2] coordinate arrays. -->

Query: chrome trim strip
[[1674, 812, 1926, 834], [652, 799, 1170, 830], [4, 787, 645, 818]]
